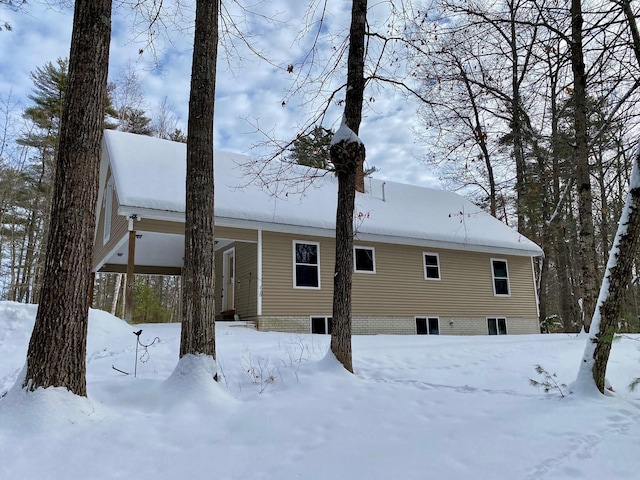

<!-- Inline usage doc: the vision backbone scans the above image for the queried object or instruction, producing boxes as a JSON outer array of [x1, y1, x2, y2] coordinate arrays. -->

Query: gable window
[[491, 259, 510, 296], [487, 317, 507, 335], [103, 177, 114, 245], [416, 317, 440, 335], [294, 241, 320, 288], [423, 253, 441, 280], [354, 246, 376, 273], [311, 316, 332, 334]]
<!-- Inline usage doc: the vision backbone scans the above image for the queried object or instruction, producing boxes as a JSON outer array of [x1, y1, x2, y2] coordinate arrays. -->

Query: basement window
[[487, 317, 507, 335], [311, 316, 332, 334], [416, 317, 440, 335]]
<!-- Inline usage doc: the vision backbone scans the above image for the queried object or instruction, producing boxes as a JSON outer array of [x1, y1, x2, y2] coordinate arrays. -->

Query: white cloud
[[1, 0, 435, 187]]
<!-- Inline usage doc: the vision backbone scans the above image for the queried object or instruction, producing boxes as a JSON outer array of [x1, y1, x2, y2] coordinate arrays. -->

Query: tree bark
[[577, 150, 640, 393], [23, 0, 112, 396], [329, 0, 367, 373], [571, 0, 599, 332], [179, 0, 218, 360]]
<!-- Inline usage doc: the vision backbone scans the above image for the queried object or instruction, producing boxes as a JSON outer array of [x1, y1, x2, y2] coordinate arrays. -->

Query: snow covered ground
[[1, 301, 640, 479]]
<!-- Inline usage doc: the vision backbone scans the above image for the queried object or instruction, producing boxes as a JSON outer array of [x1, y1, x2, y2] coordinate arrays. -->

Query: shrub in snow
[[530, 365, 568, 398]]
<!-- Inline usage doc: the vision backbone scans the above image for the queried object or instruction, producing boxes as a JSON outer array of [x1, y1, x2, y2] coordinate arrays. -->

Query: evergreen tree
[[179, 0, 218, 363], [289, 125, 377, 175], [289, 126, 333, 169], [23, 0, 112, 396]]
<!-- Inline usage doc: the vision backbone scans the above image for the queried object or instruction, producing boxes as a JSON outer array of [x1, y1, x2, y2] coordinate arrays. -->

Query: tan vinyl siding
[[135, 218, 257, 243], [216, 226, 258, 242], [261, 231, 538, 319], [93, 171, 127, 270], [136, 218, 183, 235], [262, 231, 335, 315], [351, 244, 538, 318], [215, 242, 258, 319]]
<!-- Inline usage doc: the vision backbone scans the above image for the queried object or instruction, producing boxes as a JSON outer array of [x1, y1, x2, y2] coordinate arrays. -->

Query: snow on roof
[[103, 130, 542, 256]]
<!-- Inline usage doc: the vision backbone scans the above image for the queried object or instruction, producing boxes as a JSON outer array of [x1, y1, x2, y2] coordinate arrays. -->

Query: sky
[[0, 0, 438, 187], [2, 301, 640, 479]]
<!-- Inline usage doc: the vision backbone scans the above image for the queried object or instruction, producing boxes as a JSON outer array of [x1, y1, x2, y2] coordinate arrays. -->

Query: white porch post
[[257, 229, 263, 316]]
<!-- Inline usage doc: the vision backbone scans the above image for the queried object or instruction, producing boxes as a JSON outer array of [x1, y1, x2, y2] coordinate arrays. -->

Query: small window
[[423, 253, 441, 280], [488, 317, 507, 335], [491, 259, 510, 296], [311, 316, 332, 334], [294, 241, 320, 288], [103, 177, 114, 245], [354, 246, 376, 273], [416, 317, 440, 335]]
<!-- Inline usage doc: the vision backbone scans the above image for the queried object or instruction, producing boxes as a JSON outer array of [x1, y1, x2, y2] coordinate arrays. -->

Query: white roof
[[103, 130, 542, 256]]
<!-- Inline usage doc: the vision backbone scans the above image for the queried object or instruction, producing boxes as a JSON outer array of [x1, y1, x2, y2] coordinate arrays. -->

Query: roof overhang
[[114, 207, 542, 258]]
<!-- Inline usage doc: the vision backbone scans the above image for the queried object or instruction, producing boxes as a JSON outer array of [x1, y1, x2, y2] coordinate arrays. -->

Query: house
[[93, 130, 543, 335]]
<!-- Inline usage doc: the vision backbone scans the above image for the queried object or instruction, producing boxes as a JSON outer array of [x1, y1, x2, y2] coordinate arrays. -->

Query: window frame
[[491, 258, 510, 296], [103, 177, 114, 245], [293, 240, 321, 289], [423, 252, 441, 281], [487, 317, 507, 335], [310, 316, 332, 334], [416, 316, 440, 335], [354, 246, 376, 274]]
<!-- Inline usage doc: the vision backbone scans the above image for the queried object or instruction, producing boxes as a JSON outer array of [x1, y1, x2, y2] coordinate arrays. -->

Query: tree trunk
[[576, 150, 640, 394], [571, 0, 599, 333], [330, 138, 364, 373], [330, 0, 367, 372], [111, 273, 122, 316], [179, 0, 218, 359], [23, 0, 112, 396], [329, 0, 367, 373]]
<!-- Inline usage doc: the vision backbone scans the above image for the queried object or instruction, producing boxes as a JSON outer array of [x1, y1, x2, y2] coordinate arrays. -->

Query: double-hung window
[[354, 246, 376, 273], [294, 241, 320, 288], [423, 253, 441, 280], [491, 259, 510, 296]]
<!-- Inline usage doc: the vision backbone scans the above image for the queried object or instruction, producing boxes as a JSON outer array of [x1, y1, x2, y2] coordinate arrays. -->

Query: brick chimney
[[356, 160, 365, 193]]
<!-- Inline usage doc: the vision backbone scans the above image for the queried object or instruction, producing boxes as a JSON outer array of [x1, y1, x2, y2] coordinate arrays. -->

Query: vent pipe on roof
[[382, 182, 386, 202]]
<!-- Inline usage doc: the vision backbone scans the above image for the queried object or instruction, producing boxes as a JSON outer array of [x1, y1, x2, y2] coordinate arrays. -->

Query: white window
[[491, 259, 510, 296], [416, 317, 440, 335], [103, 177, 114, 245], [311, 316, 332, 334], [488, 317, 507, 335], [354, 246, 376, 273], [423, 252, 441, 280], [293, 241, 320, 289]]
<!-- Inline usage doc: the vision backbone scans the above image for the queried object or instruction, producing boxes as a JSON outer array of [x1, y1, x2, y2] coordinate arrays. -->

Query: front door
[[223, 248, 235, 311]]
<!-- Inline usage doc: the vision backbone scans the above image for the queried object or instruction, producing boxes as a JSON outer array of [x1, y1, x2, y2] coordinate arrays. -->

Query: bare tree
[[575, 0, 640, 394], [22, 0, 112, 396]]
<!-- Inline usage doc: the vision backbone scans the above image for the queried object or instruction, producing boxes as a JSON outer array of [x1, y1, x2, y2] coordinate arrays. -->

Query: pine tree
[[179, 0, 218, 363], [23, 0, 112, 396], [289, 126, 333, 169]]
